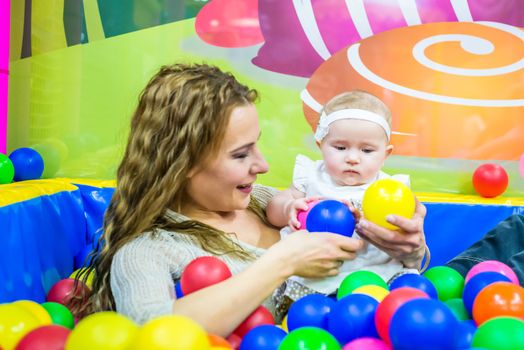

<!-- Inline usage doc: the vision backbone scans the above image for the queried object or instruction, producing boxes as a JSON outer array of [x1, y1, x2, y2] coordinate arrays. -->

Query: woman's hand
[[265, 230, 364, 278], [355, 197, 427, 269]]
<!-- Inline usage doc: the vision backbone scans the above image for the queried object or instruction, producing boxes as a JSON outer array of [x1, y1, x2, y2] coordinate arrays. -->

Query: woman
[[77, 63, 427, 336]]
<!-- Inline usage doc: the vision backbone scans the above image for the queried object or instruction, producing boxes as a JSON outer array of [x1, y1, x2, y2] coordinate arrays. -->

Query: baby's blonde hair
[[322, 90, 392, 127]]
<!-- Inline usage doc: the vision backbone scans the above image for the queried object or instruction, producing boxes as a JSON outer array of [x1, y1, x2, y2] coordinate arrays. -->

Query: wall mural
[[7, 0, 524, 195]]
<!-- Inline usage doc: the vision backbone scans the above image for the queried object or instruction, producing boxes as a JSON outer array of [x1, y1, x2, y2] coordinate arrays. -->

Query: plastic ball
[[0, 303, 40, 350], [342, 337, 390, 350], [463, 272, 511, 316], [296, 200, 320, 230], [46, 278, 90, 306], [472, 282, 524, 325], [454, 319, 477, 350], [362, 178, 415, 230], [375, 287, 430, 346], [14, 300, 52, 326], [208, 334, 232, 348], [472, 164, 508, 198], [352, 285, 389, 302], [423, 266, 464, 301], [15, 325, 70, 350], [327, 294, 379, 345], [69, 268, 94, 289], [0, 153, 14, 184], [390, 298, 459, 350], [279, 327, 341, 350], [306, 200, 355, 237], [444, 298, 470, 321], [337, 270, 387, 300], [389, 273, 438, 299], [180, 256, 232, 295], [239, 325, 287, 350], [226, 334, 242, 349], [66, 312, 137, 350], [175, 282, 184, 298], [233, 306, 274, 338], [472, 316, 524, 350], [465, 260, 519, 285], [9, 147, 44, 181], [287, 294, 334, 331], [41, 302, 75, 330]]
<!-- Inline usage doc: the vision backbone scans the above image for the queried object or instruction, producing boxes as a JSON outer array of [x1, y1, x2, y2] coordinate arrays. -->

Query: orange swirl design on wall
[[302, 21, 524, 161]]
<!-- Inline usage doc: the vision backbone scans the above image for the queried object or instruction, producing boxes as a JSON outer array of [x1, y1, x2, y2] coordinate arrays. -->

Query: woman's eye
[[233, 153, 248, 159]]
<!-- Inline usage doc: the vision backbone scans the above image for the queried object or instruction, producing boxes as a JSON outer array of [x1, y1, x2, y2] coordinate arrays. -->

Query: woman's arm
[[171, 231, 363, 336], [355, 197, 428, 270]]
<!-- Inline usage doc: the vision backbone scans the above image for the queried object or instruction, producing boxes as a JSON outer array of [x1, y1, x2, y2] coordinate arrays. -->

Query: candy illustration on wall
[[196, 0, 524, 77], [301, 21, 524, 161]]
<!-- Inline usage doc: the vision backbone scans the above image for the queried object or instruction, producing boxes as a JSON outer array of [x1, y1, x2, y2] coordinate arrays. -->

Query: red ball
[[15, 325, 70, 350], [375, 287, 429, 346], [472, 163, 509, 198], [472, 281, 524, 325], [232, 305, 275, 338], [180, 256, 232, 295], [46, 278, 90, 306], [226, 333, 242, 349]]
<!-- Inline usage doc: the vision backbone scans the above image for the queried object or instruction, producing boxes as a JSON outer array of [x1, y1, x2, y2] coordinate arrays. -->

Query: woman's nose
[[252, 148, 269, 174]]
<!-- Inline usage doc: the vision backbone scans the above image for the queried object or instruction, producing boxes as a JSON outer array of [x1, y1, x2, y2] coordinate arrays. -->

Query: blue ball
[[306, 199, 355, 237], [287, 294, 335, 331], [327, 293, 378, 345], [390, 273, 439, 299], [9, 147, 44, 181], [390, 298, 459, 350], [462, 271, 511, 316], [454, 319, 477, 350], [239, 325, 287, 350]]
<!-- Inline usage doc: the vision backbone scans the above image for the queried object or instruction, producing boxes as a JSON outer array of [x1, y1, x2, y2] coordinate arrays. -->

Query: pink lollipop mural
[[196, 0, 524, 77]]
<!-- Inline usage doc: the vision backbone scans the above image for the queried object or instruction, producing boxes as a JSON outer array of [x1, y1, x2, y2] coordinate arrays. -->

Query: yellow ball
[[14, 300, 52, 326], [278, 314, 288, 332], [352, 285, 390, 302], [69, 268, 94, 289], [129, 315, 211, 350], [0, 303, 40, 350], [362, 178, 416, 230], [65, 311, 137, 350]]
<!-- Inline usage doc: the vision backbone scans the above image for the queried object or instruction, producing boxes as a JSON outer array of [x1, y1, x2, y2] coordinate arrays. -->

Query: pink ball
[[296, 200, 320, 230], [46, 278, 90, 306], [465, 260, 519, 285], [343, 337, 391, 350]]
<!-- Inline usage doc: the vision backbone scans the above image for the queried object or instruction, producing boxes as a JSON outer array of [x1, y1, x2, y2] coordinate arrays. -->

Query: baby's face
[[319, 119, 392, 186]]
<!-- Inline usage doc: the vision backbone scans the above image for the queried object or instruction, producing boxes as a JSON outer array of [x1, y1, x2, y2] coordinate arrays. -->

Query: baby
[[267, 90, 418, 299]]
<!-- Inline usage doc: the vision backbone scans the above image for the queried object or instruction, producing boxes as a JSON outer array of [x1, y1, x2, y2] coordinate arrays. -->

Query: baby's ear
[[385, 144, 394, 157]]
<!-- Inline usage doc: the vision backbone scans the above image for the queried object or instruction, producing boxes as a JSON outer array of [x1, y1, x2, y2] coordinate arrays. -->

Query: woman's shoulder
[[113, 230, 192, 262]]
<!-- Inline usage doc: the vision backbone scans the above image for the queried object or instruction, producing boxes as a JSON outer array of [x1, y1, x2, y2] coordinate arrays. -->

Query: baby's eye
[[362, 149, 375, 153], [334, 145, 346, 151]]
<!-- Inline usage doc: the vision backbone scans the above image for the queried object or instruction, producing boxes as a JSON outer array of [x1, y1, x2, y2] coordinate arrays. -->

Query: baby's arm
[[266, 186, 307, 229]]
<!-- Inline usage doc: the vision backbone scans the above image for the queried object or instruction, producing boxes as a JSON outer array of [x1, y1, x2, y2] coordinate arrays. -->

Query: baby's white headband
[[314, 109, 391, 142]]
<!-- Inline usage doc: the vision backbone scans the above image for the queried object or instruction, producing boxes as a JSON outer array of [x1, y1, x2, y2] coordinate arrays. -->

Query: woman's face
[[185, 104, 269, 213]]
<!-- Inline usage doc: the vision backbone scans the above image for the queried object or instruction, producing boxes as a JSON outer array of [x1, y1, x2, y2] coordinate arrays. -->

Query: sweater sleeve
[[110, 234, 186, 324], [252, 184, 278, 209]]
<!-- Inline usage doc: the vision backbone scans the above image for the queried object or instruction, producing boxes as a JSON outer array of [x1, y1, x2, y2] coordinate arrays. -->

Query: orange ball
[[472, 281, 524, 325]]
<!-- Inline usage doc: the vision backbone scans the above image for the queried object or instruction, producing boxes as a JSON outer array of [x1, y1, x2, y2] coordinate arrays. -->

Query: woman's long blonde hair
[[73, 63, 262, 316]]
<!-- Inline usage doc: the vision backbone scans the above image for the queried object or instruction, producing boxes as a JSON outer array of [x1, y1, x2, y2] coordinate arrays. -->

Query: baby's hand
[[339, 199, 362, 223], [287, 197, 322, 231]]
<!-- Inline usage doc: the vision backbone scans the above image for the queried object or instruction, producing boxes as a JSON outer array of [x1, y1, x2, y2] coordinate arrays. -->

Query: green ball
[[337, 270, 388, 300], [41, 301, 75, 329], [279, 327, 341, 350], [444, 298, 470, 321], [0, 153, 14, 184], [473, 316, 524, 350], [423, 266, 464, 301]]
